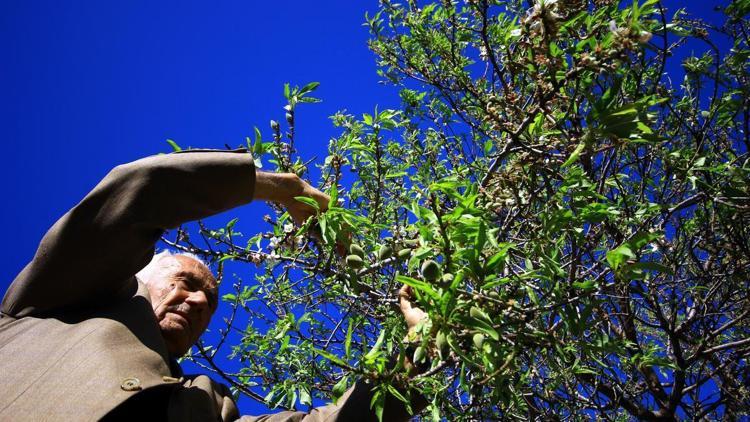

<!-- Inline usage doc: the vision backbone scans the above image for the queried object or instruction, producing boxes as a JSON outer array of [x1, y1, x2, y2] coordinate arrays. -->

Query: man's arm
[[2, 150, 322, 317]]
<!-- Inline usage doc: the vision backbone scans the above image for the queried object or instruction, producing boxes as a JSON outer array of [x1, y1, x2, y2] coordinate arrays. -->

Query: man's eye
[[176, 280, 192, 291]]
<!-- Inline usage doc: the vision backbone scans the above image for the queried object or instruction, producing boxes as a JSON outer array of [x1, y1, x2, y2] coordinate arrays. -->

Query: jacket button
[[121, 377, 142, 391]]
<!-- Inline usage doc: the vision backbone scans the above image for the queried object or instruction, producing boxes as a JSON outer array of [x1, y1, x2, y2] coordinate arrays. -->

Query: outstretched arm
[[2, 150, 324, 318]]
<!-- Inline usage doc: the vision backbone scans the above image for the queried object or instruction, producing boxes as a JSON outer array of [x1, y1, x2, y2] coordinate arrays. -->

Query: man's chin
[[160, 322, 192, 356]]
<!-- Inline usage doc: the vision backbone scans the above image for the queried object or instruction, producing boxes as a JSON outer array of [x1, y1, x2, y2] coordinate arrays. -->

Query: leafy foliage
[[173, 0, 749, 420]]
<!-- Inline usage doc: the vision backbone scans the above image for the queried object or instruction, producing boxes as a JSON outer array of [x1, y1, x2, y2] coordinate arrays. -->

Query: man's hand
[[254, 171, 330, 225], [399, 285, 430, 376], [399, 285, 428, 334], [284, 177, 331, 226]]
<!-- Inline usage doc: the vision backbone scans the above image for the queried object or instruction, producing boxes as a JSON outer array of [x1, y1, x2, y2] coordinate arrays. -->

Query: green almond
[[473, 333, 485, 349], [349, 244, 365, 258], [435, 332, 448, 359], [403, 239, 420, 247], [413, 345, 426, 363], [397, 248, 412, 260], [470, 306, 484, 320], [421, 259, 440, 281], [345, 254, 364, 269], [377, 244, 393, 260]]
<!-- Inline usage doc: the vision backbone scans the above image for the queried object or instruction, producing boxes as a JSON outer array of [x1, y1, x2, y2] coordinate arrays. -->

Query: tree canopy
[[171, 0, 750, 419]]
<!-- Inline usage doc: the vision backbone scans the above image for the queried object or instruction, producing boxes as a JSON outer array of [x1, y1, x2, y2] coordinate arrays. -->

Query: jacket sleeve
[[1, 150, 256, 317], [238, 380, 427, 422]]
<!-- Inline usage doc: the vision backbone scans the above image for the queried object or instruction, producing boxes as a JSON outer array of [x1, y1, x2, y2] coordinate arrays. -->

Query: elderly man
[[0, 150, 425, 421]]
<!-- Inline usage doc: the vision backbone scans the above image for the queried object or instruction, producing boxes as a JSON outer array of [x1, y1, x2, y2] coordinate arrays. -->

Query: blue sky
[[0, 0, 399, 415], [0, 0, 733, 417], [0, 1, 400, 294]]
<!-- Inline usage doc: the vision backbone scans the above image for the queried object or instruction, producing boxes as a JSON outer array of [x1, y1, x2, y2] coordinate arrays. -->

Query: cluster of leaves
[[172, 0, 750, 420]]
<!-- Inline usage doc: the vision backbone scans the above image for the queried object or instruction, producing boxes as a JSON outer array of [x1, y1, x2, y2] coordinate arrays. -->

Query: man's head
[[136, 251, 218, 357]]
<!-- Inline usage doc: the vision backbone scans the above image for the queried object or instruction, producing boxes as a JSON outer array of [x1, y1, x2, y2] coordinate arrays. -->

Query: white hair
[[136, 250, 209, 284]]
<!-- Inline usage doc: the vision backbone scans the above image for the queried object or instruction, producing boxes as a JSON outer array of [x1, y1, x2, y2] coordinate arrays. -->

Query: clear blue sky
[[0, 0, 731, 417], [0, 0, 400, 415]]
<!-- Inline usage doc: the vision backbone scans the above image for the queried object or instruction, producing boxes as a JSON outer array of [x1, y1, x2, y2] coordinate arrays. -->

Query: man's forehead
[[172, 256, 216, 288], [176, 256, 216, 278]]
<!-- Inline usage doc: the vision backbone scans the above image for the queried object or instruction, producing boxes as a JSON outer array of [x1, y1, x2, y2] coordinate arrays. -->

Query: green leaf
[[484, 139, 494, 154], [572, 280, 596, 290], [460, 310, 499, 341], [364, 330, 386, 361], [294, 196, 320, 211], [387, 384, 409, 404], [363, 113, 373, 126], [628, 261, 673, 275], [370, 388, 385, 422], [314, 348, 353, 370], [485, 243, 513, 272], [332, 376, 349, 403], [345, 321, 354, 360], [299, 386, 312, 406], [217, 254, 236, 263], [299, 81, 320, 94], [726, 0, 750, 17], [253, 127, 263, 153], [606, 244, 635, 270], [561, 140, 586, 168], [166, 139, 182, 152], [474, 219, 487, 253], [395, 274, 440, 300], [629, 231, 660, 250], [328, 184, 339, 210]]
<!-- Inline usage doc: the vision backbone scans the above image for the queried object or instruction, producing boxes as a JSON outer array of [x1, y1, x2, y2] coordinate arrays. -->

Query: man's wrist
[[253, 171, 302, 204]]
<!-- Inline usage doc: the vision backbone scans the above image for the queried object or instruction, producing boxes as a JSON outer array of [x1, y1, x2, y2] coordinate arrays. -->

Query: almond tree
[[172, 1, 749, 419]]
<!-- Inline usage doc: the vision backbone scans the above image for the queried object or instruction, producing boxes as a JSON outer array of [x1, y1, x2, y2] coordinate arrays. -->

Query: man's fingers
[[301, 184, 330, 213], [307, 220, 323, 241], [399, 285, 414, 313]]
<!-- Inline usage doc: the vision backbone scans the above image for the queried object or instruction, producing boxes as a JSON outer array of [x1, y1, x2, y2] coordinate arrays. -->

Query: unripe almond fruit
[[397, 248, 412, 260], [346, 254, 364, 269], [403, 239, 420, 247], [413, 346, 426, 363], [420, 260, 440, 281], [435, 332, 448, 359], [377, 244, 393, 260], [470, 306, 484, 320], [473, 333, 485, 349], [349, 244, 365, 258]]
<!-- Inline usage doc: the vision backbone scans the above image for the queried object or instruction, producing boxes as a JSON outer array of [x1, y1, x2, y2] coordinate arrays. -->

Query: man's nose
[[185, 290, 209, 310]]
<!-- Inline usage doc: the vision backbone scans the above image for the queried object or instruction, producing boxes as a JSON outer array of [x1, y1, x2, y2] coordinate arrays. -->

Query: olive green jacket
[[0, 151, 416, 421]]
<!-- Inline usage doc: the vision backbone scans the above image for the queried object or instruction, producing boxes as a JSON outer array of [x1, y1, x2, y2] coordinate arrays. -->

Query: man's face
[[145, 255, 218, 356]]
